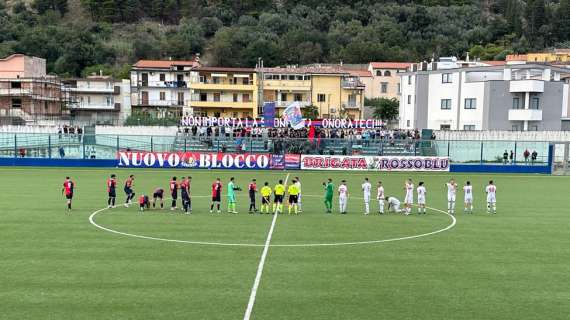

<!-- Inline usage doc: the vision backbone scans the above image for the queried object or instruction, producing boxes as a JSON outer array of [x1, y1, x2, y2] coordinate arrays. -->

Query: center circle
[[89, 195, 456, 247]]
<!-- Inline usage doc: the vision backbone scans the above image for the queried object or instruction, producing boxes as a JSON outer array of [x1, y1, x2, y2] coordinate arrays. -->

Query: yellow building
[[507, 49, 570, 63], [260, 66, 365, 119], [190, 67, 258, 118]]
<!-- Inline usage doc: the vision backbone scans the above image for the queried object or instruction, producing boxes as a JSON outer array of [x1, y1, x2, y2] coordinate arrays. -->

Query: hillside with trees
[[1, 0, 569, 77]]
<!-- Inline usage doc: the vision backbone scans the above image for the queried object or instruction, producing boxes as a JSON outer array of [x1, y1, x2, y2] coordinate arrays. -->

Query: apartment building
[[507, 49, 570, 64], [367, 62, 411, 100], [64, 76, 131, 124], [190, 67, 258, 118], [130, 59, 199, 118], [260, 66, 365, 119], [400, 62, 570, 131], [0, 54, 67, 124]]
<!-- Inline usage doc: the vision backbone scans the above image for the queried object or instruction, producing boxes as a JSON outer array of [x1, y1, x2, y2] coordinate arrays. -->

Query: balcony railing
[[136, 81, 188, 88], [342, 79, 365, 89], [133, 99, 187, 107]]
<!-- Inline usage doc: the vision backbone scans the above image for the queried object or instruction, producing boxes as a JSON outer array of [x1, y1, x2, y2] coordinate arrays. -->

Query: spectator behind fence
[[503, 150, 508, 165], [509, 150, 514, 164], [531, 150, 538, 165], [523, 149, 530, 164]]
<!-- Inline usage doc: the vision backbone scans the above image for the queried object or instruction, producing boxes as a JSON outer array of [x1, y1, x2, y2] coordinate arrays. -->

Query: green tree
[[301, 105, 319, 119], [33, 0, 68, 15], [366, 98, 399, 121], [525, 0, 546, 44], [554, 0, 570, 42]]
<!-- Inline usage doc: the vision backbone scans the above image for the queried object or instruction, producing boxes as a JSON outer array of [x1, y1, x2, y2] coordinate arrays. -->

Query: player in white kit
[[416, 182, 427, 214], [403, 178, 414, 215], [463, 181, 473, 214], [446, 178, 458, 215], [485, 180, 497, 214], [377, 181, 385, 214], [361, 177, 372, 215], [385, 196, 402, 213], [338, 180, 349, 214], [294, 177, 302, 213]]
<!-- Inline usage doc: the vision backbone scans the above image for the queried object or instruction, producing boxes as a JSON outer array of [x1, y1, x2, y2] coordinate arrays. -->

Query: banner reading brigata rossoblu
[[300, 155, 450, 171], [117, 151, 271, 169]]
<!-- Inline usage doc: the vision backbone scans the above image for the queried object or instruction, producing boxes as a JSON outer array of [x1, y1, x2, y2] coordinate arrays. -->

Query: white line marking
[[243, 173, 289, 320], [89, 204, 456, 247]]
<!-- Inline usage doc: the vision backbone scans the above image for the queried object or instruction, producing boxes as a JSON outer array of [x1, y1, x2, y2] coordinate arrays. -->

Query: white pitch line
[[243, 173, 289, 320]]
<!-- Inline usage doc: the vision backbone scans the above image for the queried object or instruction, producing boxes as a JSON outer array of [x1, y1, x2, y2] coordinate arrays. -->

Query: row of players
[[61, 175, 498, 215]]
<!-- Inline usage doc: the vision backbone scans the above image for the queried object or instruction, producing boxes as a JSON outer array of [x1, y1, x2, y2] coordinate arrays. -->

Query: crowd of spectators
[[57, 125, 83, 141]]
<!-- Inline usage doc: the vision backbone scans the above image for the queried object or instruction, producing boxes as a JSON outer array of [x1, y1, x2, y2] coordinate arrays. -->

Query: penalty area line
[[243, 173, 290, 320]]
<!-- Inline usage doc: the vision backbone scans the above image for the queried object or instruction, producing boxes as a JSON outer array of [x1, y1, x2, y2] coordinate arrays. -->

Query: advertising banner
[[118, 151, 271, 169], [300, 155, 450, 171]]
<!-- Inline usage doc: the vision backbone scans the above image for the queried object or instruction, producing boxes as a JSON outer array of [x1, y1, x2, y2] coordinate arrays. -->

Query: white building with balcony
[[399, 63, 570, 131], [64, 76, 131, 124], [130, 59, 199, 118]]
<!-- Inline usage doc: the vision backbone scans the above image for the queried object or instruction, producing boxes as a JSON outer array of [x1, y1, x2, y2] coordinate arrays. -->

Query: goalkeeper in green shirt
[[323, 178, 334, 213], [227, 177, 241, 213]]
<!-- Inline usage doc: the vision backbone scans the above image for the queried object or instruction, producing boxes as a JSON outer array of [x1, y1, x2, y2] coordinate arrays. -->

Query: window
[[214, 112, 221, 117], [384, 70, 391, 77], [233, 93, 238, 102], [440, 124, 451, 130], [407, 95, 411, 104], [512, 97, 520, 109], [317, 94, 326, 102], [10, 82, 21, 89], [512, 125, 519, 131], [200, 93, 207, 101], [242, 77, 249, 85], [44, 101, 48, 111], [296, 75, 303, 80], [87, 96, 91, 104], [243, 94, 250, 103], [12, 98, 22, 108], [303, 75, 311, 81], [464, 98, 476, 109], [530, 125, 538, 131], [178, 92, 184, 105], [159, 73, 165, 82], [381, 82, 388, 93], [199, 76, 206, 83], [213, 93, 220, 102], [440, 99, 452, 110], [376, 70, 382, 76], [106, 96, 112, 106], [281, 93, 288, 102], [294, 93, 302, 101], [531, 97, 540, 109], [159, 92, 166, 101], [408, 76, 412, 85], [280, 75, 287, 80], [212, 77, 220, 84], [232, 112, 238, 118], [397, 83, 401, 94], [442, 73, 452, 83], [288, 75, 295, 80], [463, 125, 475, 130], [406, 120, 410, 127]]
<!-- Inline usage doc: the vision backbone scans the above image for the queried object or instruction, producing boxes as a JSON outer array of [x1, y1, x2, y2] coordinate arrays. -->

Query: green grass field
[[1, 167, 569, 320]]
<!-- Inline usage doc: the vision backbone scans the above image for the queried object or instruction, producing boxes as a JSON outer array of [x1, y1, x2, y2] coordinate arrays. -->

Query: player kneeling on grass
[[485, 180, 497, 214], [62, 176, 75, 211], [260, 182, 272, 214], [385, 196, 402, 213], [152, 188, 164, 209], [273, 180, 285, 214], [463, 181, 473, 213], [139, 194, 150, 212], [287, 179, 300, 215], [417, 182, 427, 214]]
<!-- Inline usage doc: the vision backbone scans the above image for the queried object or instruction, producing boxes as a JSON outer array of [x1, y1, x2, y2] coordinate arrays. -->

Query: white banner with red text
[[300, 155, 450, 171]]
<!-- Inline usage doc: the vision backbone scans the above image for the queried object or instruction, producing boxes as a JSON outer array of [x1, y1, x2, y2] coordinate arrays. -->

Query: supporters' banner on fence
[[263, 102, 276, 127], [180, 116, 384, 129], [118, 151, 271, 169], [300, 155, 450, 171], [285, 154, 301, 169], [270, 154, 285, 170]]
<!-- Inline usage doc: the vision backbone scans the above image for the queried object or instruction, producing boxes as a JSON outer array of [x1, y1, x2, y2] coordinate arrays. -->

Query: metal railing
[[0, 132, 552, 165]]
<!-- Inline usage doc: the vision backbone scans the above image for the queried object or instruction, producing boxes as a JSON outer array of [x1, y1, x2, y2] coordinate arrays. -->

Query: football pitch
[[1, 167, 568, 320]]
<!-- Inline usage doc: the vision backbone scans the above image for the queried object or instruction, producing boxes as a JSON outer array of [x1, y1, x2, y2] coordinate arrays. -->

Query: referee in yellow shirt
[[288, 179, 300, 215], [260, 182, 272, 214], [273, 180, 285, 214]]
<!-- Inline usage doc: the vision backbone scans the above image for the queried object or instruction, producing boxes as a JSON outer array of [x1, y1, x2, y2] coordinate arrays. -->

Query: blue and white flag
[[282, 102, 305, 129]]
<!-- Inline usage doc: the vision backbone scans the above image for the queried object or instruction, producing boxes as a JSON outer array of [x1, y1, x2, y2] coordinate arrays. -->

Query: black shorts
[[249, 193, 256, 202], [262, 196, 270, 204], [212, 195, 221, 202], [124, 186, 133, 194], [274, 194, 283, 203], [289, 195, 298, 204], [108, 190, 116, 197], [153, 192, 163, 199], [171, 192, 178, 200], [65, 193, 73, 200], [181, 192, 189, 201]]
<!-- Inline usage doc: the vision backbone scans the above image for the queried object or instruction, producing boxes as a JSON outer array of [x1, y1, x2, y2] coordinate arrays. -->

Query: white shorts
[[363, 194, 370, 203], [404, 194, 413, 204], [391, 204, 400, 212], [447, 194, 456, 202], [464, 196, 473, 203], [487, 196, 496, 203], [339, 196, 347, 203], [417, 196, 426, 205]]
